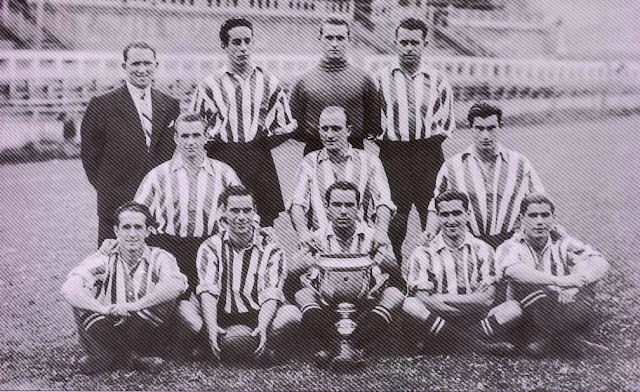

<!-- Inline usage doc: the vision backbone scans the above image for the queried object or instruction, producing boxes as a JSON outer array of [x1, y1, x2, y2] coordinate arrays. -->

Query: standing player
[[61, 202, 187, 374], [423, 102, 545, 249], [185, 186, 301, 363], [497, 193, 610, 357], [189, 17, 296, 228], [81, 42, 180, 246], [373, 18, 455, 265], [292, 181, 404, 368], [134, 113, 241, 296], [288, 106, 395, 257], [290, 17, 380, 155]]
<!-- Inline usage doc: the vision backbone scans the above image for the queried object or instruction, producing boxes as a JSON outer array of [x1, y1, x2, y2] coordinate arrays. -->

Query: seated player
[[180, 186, 301, 364], [292, 181, 404, 369], [496, 193, 610, 357], [288, 105, 395, 255], [403, 190, 522, 354], [61, 202, 188, 374]]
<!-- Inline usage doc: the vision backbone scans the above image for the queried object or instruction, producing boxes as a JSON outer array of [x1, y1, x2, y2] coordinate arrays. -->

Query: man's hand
[[98, 239, 118, 256], [251, 326, 268, 357], [272, 119, 298, 136], [208, 325, 227, 360], [557, 287, 579, 303], [110, 303, 132, 318], [298, 230, 323, 253], [100, 304, 116, 315], [475, 277, 496, 293], [555, 273, 588, 288], [371, 227, 391, 254], [419, 229, 437, 246]]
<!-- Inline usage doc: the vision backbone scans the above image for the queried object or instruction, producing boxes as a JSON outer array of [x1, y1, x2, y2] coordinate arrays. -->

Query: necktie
[[139, 91, 153, 148]]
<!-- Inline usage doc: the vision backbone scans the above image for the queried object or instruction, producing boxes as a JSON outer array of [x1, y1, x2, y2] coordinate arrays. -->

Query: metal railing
[[1, 50, 639, 116]]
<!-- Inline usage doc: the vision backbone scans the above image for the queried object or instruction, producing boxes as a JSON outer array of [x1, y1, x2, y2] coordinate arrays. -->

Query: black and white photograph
[[0, 0, 638, 390]]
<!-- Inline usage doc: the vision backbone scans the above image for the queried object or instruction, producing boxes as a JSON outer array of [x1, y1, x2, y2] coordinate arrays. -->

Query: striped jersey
[[405, 232, 496, 295], [196, 230, 286, 315], [288, 145, 396, 229], [496, 231, 603, 280], [430, 144, 545, 237], [373, 63, 455, 142], [189, 65, 295, 143], [135, 154, 242, 238], [64, 245, 187, 325]]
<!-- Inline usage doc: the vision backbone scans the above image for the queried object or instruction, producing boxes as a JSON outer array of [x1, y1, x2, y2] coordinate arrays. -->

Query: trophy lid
[[317, 253, 373, 270]]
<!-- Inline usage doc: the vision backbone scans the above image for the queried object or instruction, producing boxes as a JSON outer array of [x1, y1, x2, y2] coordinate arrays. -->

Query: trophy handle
[[368, 272, 389, 299]]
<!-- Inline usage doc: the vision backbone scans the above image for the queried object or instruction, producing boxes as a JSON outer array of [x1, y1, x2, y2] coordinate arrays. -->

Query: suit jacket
[[81, 84, 181, 216]]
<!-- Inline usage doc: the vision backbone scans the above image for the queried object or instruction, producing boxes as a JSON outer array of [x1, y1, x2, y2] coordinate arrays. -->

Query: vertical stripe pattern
[[405, 233, 495, 295], [430, 146, 545, 237], [188, 66, 293, 143], [135, 155, 242, 238], [373, 65, 455, 142], [195, 232, 287, 315], [288, 147, 395, 230]]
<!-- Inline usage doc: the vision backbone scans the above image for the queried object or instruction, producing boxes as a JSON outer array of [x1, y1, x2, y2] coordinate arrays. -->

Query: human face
[[225, 26, 253, 68], [395, 27, 426, 67], [318, 110, 350, 152], [174, 121, 207, 160], [472, 115, 501, 156], [521, 203, 554, 242], [224, 195, 255, 236], [437, 200, 469, 239], [326, 189, 359, 230], [122, 48, 157, 89], [114, 210, 150, 254], [320, 23, 350, 60]]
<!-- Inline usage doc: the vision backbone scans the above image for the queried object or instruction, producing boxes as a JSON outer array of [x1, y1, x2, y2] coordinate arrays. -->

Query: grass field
[[0, 112, 639, 391]]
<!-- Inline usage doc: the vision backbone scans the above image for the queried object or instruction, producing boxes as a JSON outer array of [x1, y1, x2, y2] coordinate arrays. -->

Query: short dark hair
[[123, 41, 157, 62], [175, 112, 206, 134], [220, 17, 253, 47], [113, 201, 157, 228], [220, 185, 255, 208], [324, 181, 360, 205], [519, 193, 555, 215], [319, 17, 351, 38], [434, 190, 469, 213], [396, 18, 428, 40], [468, 102, 503, 127]]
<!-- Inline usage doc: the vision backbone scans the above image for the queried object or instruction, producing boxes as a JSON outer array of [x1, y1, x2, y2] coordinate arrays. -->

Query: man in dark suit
[[81, 41, 181, 246]]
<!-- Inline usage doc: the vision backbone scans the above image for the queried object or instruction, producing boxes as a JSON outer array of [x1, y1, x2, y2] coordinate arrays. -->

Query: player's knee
[[402, 297, 429, 321], [272, 304, 302, 331], [489, 300, 523, 325], [294, 288, 318, 307], [379, 287, 404, 310], [177, 300, 202, 333]]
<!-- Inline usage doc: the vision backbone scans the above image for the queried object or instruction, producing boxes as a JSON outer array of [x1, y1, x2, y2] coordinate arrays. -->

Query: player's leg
[[413, 138, 445, 231], [249, 146, 284, 227], [171, 296, 205, 360], [401, 296, 455, 354], [264, 304, 302, 361], [295, 287, 336, 364], [465, 300, 523, 355], [516, 286, 558, 356], [73, 308, 125, 374], [378, 141, 413, 264], [97, 211, 115, 248], [351, 287, 404, 353], [124, 313, 166, 371]]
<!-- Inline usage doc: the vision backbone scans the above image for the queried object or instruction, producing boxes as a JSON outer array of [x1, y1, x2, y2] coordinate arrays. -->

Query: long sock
[[351, 305, 393, 350], [300, 303, 333, 348]]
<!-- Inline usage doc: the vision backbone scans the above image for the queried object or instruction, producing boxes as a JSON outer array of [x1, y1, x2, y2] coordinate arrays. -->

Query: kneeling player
[[61, 202, 188, 374], [180, 186, 301, 364], [497, 193, 610, 357], [292, 181, 404, 369], [403, 190, 522, 354]]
